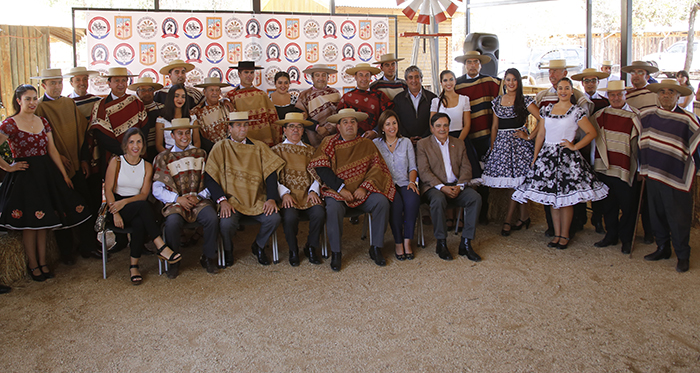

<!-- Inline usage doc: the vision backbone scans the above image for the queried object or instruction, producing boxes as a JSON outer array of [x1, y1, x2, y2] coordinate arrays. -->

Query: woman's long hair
[[504, 68, 528, 121], [677, 70, 691, 87], [161, 84, 190, 121], [557, 77, 577, 105], [11, 84, 37, 116], [377, 109, 402, 142], [438, 70, 456, 111]]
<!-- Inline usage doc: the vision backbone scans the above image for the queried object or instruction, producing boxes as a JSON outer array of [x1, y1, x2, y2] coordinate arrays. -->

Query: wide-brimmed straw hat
[[163, 117, 200, 131], [647, 79, 693, 96], [327, 108, 369, 123], [601, 60, 613, 67], [275, 112, 313, 127], [102, 67, 137, 77], [620, 61, 659, 74], [345, 63, 380, 76], [128, 77, 164, 91], [230, 61, 263, 70], [159, 59, 195, 75], [540, 59, 576, 69], [194, 77, 230, 88], [30, 68, 63, 80], [373, 53, 405, 65], [570, 68, 610, 81], [224, 111, 259, 123], [454, 50, 491, 65], [598, 80, 629, 92], [64, 66, 99, 77], [303, 64, 337, 75]]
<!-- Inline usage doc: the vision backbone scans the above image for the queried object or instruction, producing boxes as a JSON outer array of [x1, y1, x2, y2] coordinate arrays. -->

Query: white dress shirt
[[433, 136, 461, 191]]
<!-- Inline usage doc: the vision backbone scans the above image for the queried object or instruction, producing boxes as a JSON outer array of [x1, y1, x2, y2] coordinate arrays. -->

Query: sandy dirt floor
[[1, 212, 699, 372]]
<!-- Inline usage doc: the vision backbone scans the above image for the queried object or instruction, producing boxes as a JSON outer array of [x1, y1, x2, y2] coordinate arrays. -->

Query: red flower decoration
[[76, 205, 84, 213], [35, 211, 45, 220], [11, 209, 22, 219]]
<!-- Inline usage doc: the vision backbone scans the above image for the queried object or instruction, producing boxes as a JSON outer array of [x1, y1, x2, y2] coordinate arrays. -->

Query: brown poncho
[[271, 142, 319, 210], [153, 147, 213, 222]]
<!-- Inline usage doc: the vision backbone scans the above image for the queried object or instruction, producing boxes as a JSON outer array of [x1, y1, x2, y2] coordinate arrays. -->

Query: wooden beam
[[0, 26, 13, 118]]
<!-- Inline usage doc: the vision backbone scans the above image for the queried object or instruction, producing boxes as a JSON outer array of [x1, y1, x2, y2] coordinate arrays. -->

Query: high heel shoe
[[547, 236, 561, 248], [512, 218, 531, 231], [27, 265, 45, 282], [39, 264, 54, 279], [157, 244, 182, 264], [129, 264, 142, 285], [395, 253, 406, 261], [557, 237, 570, 250], [501, 223, 512, 237]]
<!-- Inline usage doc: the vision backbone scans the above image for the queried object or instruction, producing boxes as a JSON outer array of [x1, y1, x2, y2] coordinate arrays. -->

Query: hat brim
[[646, 82, 693, 96], [162, 124, 201, 131], [326, 111, 369, 123], [230, 65, 264, 70], [620, 65, 659, 74], [224, 118, 260, 123], [30, 75, 64, 80], [64, 70, 99, 77], [103, 74, 138, 78], [454, 55, 491, 64], [597, 85, 631, 92], [345, 66, 381, 75], [539, 64, 577, 69], [128, 82, 164, 91], [159, 62, 195, 75], [194, 82, 230, 88], [372, 57, 405, 65], [302, 68, 338, 75], [570, 71, 610, 81], [275, 118, 314, 126]]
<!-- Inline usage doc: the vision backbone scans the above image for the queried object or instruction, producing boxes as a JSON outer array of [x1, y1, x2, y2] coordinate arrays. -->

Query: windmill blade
[[438, 0, 459, 16], [402, 0, 423, 20], [397, 0, 407, 5], [416, 0, 432, 24], [431, 0, 447, 23]]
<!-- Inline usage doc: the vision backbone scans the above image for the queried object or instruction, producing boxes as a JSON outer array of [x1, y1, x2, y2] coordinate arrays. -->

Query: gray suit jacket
[[416, 135, 472, 195]]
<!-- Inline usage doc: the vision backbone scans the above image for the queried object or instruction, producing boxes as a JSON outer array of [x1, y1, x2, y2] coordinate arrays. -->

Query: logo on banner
[[225, 17, 244, 38], [341, 43, 355, 61], [92, 69, 110, 94], [207, 17, 222, 39], [305, 43, 319, 63], [140, 43, 157, 65], [341, 64, 355, 84], [91, 44, 109, 65], [114, 43, 135, 65], [266, 43, 281, 62], [254, 70, 263, 87], [115, 16, 132, 40], [139, 68, 159, 82], [137, 17, 158, 39], [162, 17, 179, 38], [264, 66, 282, 86], [225, 68, 240, 85], [359, 20, 371, 40], [244, 43, 263, 62], [341, 20, 356, 40], [227, 42, 243, 64], [323, 20, 337, 39], [284, 43, 301, 63], [184, 18, 203, 39], [88, 17, 110, 39], [375, 43, 387, 60], [208, 68, 223, 80], [304, 19, 320, 39], [205, 43, 224, 64], [264, 19, 282, 39], [374, 21, 388, 40], [187, 68, 204, 86], [160, 42, 181, 63], [322, 43, 338, 62], [246, 19, 261, 38], [186, 43, 202, 63], [286, 19, 300, 40], [358, 43, 373, 62], [287, 66, 301, 85]]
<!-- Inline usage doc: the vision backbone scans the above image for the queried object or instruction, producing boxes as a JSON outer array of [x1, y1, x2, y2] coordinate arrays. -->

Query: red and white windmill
[[398, 0, 461, 24]]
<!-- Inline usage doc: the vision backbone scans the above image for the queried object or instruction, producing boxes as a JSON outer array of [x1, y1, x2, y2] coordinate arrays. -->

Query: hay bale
[[0, 230, 60, 284]]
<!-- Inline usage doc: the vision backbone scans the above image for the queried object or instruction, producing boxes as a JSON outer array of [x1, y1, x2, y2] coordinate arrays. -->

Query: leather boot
[[644, 243, 672, 261], [289, 247, 300, 267], [304, 243, 322, 265], [251, 243, 270, 265], [223, 250, 234, 267], [435, 239, 452, 261], [368, 246, 386, 266], [458, 238, 482, 262], [199, 255, 218, 274], [330, 252, 342, 272]]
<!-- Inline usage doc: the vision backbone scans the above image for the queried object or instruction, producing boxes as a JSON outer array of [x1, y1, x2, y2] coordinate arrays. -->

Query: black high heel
[[557, 237, 570, 250], [27, 265, 45, 282], [547, 236, 561, 248], [39, 264, 54, 279], [157, 244, 182, 263], [129, 264, 142, 285], [395, 253, 406, 261], [501, 223, 512, 237], [512, 218, 531, 231]]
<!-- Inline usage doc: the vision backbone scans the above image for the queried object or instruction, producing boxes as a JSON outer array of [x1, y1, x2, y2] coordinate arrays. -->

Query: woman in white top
[[156, 84, 200, 153], [430, 70, 471, 140], [104, 128, 182, 285]]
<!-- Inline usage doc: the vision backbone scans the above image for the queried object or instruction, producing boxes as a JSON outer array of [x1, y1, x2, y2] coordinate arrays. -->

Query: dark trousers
[[424, 187, 482, 240], [281, 205, 325, 250], [598, 173, 637, 244], [163, 205, 219, 259], [113, 197, 161, 258], [54, 171, 100, 257], [219, 211, 281, 253], [325, 193, 390, 253], [390, 185, 421, 243], [646, 179, 693, 259]]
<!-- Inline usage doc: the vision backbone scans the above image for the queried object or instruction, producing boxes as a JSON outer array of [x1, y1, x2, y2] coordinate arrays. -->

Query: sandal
[[39, 264, 55, 279], [129, 264, 142, 286], [501, 223, 512, 237], [157, 244, 182, 264]]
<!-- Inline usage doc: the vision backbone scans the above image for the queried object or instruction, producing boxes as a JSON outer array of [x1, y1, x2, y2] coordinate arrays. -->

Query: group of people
[[1, 49, 698, 291]]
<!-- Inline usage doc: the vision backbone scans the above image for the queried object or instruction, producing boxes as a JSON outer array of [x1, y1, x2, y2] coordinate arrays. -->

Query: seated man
[[272, 113, 325, 266], [204, 112, 285, 266], [308, 108, 395, 272], [417, 113, 482, 262], [152, 118, 219, 277]]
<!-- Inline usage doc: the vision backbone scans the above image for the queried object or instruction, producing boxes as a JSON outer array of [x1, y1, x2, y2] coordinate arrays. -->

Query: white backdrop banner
[[84, 10, 390, 95]]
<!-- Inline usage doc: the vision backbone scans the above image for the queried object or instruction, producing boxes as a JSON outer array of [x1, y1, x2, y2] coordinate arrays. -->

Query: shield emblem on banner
[[375, 43, 387, 61], [115, 16, 132, 40], [359, 20, 371, 40], [207, 17, 222, 39], [228, 42, 242, 64], [286, 19, 299, 40], [254, 70, 262, 87], [140, 43, 156, 65], [328, 64, 338, 85], [305, 43, 319, 63]]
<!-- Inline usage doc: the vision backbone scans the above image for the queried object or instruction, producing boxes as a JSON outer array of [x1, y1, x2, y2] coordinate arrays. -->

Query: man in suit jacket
[[417, 113, 482, 262], [392, 65, 437, 145]]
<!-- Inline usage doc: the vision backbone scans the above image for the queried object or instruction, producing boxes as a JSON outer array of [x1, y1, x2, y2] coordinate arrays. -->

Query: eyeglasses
[[286, 124, 304, 130], [582, 78, 598, 83]]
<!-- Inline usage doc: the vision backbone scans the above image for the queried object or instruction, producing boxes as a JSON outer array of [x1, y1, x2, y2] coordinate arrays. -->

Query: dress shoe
[[594, 236, 618, 248], [289, 248, 300, 267], [27, 265, 45, 282], [595, 221, 606, 234], [0, 285, 11, 294], [644, 244, 672, 261], [501, 223, 512, 237], [330, 252, 342, 271], [512, 218, 531, 231], [404, 252, 415, 260], [643, 233, 655, 245], [435, 239, 452, 261], [200, 255, 218, 274], [223, 250, 234, 268], [368, 246, 386, 266], [395, 253, 406, 260], [676, 259, 690, 273], [458, 238, 482, 262], [303, 243, 322, 265], [252, 243, 271, 265], [167, 261, 180, 279], [557, 236, 570, 250], [39, 265, 54, 279], [621, 242, 631, 254], [548, 237, 560, 248]]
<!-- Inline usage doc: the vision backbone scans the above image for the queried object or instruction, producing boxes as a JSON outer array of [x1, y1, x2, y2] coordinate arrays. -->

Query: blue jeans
[[390, 185, 421, 243]]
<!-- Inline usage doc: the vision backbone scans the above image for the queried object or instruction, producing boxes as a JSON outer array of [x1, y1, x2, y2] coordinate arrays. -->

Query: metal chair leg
[[322, 225, 329, 258], [102, 230, 107, 279], [367, 214, 373, 247], [272, 230, 280, 264]]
